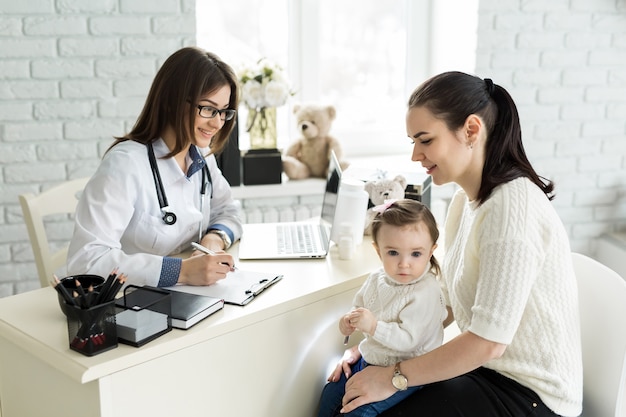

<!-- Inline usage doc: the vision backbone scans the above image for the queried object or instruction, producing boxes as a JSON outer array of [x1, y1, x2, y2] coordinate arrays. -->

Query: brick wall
[[474, 0, 626, 254], [0, 0, 625, 297], [0, 0, 195, 296]]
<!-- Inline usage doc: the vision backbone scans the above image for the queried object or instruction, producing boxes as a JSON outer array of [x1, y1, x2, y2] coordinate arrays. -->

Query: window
[[196, 0, 477, 157]]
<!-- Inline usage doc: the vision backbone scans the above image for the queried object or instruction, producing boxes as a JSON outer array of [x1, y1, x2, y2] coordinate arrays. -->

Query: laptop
[[237, 151, 342, 260]]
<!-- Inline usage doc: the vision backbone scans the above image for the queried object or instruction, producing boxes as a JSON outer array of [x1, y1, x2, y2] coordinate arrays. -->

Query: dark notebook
[[164, 289, 224, 329]]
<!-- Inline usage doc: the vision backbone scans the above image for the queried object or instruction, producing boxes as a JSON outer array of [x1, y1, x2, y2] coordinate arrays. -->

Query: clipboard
[[164, 269, 283, 306]]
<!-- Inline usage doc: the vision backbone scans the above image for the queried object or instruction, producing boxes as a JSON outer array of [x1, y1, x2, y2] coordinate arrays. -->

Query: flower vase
[[247, 107, 277, 149]]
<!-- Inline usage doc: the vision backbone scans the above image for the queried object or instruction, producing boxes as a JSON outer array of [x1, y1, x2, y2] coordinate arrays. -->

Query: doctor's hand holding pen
[[177, 242, 236, 286]]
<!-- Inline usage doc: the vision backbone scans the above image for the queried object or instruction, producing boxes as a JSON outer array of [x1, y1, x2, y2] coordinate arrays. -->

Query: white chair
[[572, 252, 626, 417], [18, 178, 89, 288]]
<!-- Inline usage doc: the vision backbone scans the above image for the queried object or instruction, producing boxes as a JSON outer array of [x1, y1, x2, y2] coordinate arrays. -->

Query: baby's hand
[[339, 313, 356, 336], [349, 308, 377, 336]]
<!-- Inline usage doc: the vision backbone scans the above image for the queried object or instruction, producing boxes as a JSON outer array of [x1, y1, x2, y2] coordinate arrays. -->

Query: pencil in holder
[[65, 300, 118, 356]]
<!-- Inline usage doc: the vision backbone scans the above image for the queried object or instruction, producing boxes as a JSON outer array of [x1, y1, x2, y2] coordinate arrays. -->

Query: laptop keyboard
[[276, 223, 321, 254]]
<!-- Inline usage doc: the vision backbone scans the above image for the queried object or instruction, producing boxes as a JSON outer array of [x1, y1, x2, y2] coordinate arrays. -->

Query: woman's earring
[[468, 142, 474, 150]]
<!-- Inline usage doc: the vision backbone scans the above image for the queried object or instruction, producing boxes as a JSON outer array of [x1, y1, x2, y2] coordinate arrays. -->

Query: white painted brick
[[0, 60, 29, 79], [494, 13, 543, 31], [59, 38, 119, 57], [474, 32, 515, 51], [545, 13, 591, 30], [513, 69, 561, 86], [517, 33, 564, 49], [152, 16, 197, 35], [57, 0, 116, 14], [518, 103, 559, 121], [540, 51, 587, 68], [0, 102, 33, 121], [64, 119, 124, 140], [0, 80, 58, 99], [113, 79, 152, 97], [523, 139, 557, 159], [533, 155, 576, 174], [2, 121, 63, 141], [0, 39, 55, 58], [0, 144, 36, 163], [595, 201, 626, 222], [563, 69, 608, 86], [533, 121, 581, 140], [608, 70, 626, 86], [0, 18, 22, 36], [572, 0, 617, 12], [120, 0, 180, 13], [97, 97, 144, 118], [536, 87, 583, 104], [492, 51, 540, 69], [95, 58, 156, 78], [614, 33, 626, 48], [121, 38, 182, 56], [61, 80, 112, 99], [33, 100, 94, 120], [591, 14, 626, 32], [555, 138, 600, 157], [586, 87, 626, 103], [560, 103, 605, 121], [603, 169, 626, 189], [23, 16, 87, 35], [37, 142, 97, 161], [0, 0, 53, 13], [4, 163, 66, 183], [89, 16, 151, 36], [478, 0, 519, 12], [565, 33, 611, 49], [572, 222, 613, 238], [578, 155, 623, 173], [590, 50, 626, 67], [32, 58, 93, 79], [581, 122, 624, 137], [552, 172, 597, 189], [555, 206, 595, 223]]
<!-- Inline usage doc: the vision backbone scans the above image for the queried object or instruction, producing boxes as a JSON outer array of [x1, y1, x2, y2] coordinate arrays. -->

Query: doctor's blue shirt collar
[[186, 145, 206, 178]]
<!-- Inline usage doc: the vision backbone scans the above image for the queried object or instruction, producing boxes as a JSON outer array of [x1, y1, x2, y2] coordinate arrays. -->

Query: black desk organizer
[[115, 285, 172, 347]]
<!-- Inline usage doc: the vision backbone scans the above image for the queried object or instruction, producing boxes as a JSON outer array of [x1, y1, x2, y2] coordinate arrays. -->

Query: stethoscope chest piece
[[147, 142, 211, 227]]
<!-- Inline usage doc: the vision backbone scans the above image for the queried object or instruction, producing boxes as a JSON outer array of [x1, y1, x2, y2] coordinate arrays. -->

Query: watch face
[[392, 373, 408, 391]]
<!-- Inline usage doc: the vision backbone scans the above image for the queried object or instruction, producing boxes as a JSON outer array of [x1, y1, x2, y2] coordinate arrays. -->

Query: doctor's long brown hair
[[109, 47, 239, 157]]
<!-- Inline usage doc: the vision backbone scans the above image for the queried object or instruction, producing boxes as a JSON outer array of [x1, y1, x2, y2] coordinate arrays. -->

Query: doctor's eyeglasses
[[196, 105, 236, 121]]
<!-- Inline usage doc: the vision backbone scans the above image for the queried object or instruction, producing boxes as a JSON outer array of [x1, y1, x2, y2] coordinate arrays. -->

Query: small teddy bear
[[363, 175, 407, 234], [282, 103, 348, 180]]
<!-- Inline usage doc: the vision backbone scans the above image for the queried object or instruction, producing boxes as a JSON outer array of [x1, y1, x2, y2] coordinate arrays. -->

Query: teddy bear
[[282, 103, 348, 180], [363, 175, 407, 234]]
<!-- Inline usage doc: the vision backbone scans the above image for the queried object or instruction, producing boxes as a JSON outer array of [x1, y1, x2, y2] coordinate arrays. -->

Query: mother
[[334, 71, 582, 417]]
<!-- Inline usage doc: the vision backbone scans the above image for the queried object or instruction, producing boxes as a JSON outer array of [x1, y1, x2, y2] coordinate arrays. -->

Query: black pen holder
[[65, 300, 118, 356]]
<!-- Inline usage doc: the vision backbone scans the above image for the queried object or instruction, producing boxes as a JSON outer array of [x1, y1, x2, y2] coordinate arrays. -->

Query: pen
[[191, 242, 237, 270]]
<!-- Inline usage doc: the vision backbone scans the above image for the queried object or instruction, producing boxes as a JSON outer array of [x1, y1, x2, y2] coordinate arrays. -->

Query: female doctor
[[67, 47, 243, 288]]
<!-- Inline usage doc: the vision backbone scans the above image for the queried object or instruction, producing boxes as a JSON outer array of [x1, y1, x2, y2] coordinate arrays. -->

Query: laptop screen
[[320, 150, 342, 228]]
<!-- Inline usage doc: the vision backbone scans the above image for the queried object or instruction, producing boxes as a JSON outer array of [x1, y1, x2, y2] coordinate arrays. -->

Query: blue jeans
[[317, 358, 422, 417]]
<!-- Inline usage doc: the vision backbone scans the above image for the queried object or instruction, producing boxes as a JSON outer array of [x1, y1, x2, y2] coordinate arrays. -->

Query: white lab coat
[[67, 138, 242, 287]]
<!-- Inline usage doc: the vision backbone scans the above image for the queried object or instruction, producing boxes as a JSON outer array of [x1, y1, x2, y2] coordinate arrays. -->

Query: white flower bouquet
[[238, 58, 292, 109]]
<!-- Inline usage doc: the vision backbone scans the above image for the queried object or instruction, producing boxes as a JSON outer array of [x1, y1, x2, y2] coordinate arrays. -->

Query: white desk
[[0, 241, 379, 417]]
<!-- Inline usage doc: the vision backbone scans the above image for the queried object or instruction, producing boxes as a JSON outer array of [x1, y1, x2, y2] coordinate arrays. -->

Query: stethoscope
[[147, 142, 212, 241]]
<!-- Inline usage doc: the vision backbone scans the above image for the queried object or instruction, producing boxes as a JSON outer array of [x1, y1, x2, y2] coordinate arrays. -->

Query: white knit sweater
[[443, 177, 582, 416], [354, 266, 448, 367]]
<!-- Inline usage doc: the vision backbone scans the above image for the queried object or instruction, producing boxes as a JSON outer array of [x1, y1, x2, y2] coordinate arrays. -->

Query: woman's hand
[[327, 345, 361, 382], [341, 364, 396, 414], [179, 251, 234, 285]]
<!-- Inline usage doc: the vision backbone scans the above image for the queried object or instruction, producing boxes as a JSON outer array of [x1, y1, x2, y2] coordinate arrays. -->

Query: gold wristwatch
[[208, 229, 232, 250], [391, 362, 408, 391]]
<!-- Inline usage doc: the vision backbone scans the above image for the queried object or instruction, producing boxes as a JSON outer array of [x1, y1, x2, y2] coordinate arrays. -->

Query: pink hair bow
[[372, 199, 398, 214]]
